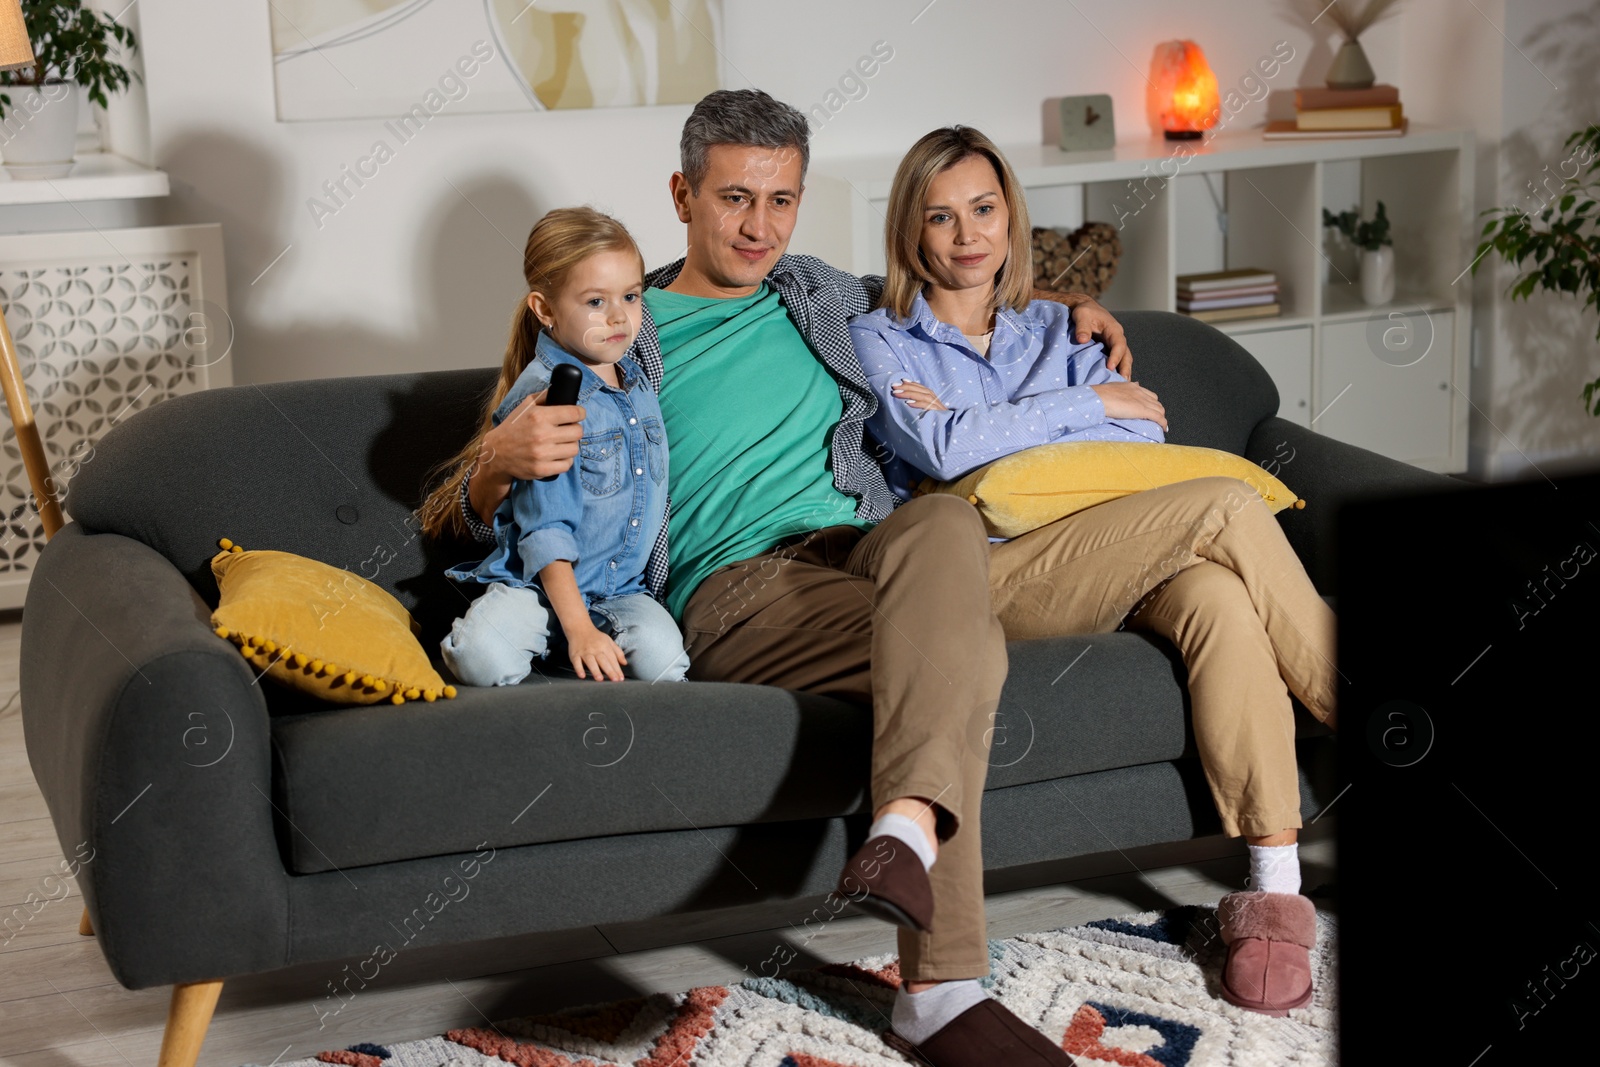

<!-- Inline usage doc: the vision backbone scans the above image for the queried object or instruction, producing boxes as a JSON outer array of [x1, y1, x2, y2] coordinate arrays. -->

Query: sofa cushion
[[270, 629, 1209, 873]]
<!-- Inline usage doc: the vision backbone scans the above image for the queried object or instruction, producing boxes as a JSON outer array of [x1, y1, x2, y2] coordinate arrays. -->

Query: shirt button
[[630, 518, 639, 526], [635, 467, 643, 475], [629, 417, 637, 424], [610, 561, 617, 568]]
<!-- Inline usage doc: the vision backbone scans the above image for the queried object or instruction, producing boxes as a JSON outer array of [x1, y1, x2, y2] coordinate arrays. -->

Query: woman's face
[[918, 153, 1010, 296]]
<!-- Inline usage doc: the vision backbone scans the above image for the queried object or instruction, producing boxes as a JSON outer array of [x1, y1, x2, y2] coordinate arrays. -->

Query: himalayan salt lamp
[[1150, 40, 1220, 140]]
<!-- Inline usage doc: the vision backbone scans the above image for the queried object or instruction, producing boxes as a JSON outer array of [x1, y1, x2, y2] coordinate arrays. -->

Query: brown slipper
[[1217, 891, 1317, 1016], [836, 834, 934, 934], [882, 1000, 1077, 1065]]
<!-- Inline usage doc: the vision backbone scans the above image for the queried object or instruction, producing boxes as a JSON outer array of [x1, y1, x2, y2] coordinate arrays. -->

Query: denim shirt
[[446, 332, 668, 605], [461, 256, 896, 603]]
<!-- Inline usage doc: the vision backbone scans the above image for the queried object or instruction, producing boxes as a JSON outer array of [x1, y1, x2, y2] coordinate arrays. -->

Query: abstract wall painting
[[269, 0, 724, 121]]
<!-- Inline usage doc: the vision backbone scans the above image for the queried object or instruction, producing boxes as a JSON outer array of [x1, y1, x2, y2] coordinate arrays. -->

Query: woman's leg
[[1123, 561, 1302, 840], [988, 476, 1336, 726]]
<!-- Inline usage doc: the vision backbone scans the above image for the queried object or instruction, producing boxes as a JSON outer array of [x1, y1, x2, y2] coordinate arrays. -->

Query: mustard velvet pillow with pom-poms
[[209, 539, 456, 706], [914, 441, 1304, 539]]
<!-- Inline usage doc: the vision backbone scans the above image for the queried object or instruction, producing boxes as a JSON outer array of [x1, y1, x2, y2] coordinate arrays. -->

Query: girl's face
[[918, 153, 1011, 297], [529, 248, 644, 366]]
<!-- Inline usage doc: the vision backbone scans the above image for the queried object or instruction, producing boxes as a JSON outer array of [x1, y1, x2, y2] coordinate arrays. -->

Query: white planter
[[0, 84, 80, 179], [1360, 245, 1395, 306]]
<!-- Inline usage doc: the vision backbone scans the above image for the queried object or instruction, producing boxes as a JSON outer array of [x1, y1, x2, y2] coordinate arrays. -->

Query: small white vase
[[1360, 245, 1395, 306], [0, 83, 81, 179]]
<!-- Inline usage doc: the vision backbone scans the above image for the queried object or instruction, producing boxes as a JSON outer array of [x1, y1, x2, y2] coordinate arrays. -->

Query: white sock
[[1247, 843, 1301, 895], [869, 813, 936, 871], [892, 980, 987, 1045]]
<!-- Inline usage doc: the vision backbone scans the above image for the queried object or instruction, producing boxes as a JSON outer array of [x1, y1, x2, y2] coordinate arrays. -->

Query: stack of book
[[1176, 269, 1280, 324], [1263, 84, 1407, 140]]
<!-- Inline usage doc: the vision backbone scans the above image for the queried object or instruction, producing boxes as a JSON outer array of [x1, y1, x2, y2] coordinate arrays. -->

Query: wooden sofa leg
[[157, 980, 224, 1067], [79, 907, 93, 936]]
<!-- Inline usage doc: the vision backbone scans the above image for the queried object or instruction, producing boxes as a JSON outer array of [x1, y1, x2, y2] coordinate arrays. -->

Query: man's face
[[671, 143, 805, 295]]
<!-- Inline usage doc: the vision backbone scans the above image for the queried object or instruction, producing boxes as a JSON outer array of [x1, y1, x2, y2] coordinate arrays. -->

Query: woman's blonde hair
[[418, 206, 644, 541], [879, 126, 1033, 320]]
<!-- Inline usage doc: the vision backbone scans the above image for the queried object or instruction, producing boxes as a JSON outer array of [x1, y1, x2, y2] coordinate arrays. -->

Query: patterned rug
[[277, 904, 1336, 1067]]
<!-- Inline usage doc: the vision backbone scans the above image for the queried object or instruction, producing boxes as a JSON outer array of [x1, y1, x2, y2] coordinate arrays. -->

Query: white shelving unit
[[0, 152, 169, 205], [803, 126, 1475, 473]]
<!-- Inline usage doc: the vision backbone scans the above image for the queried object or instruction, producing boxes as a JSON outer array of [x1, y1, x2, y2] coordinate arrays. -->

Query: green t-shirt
[[646, 283, 873, 623]]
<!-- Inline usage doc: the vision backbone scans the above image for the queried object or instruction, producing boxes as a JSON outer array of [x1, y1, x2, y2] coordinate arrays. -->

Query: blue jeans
[[441, 583, 690, 686]]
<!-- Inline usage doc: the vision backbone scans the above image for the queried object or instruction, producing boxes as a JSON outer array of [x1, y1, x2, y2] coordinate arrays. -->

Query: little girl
[[423, 207, 688, 685]]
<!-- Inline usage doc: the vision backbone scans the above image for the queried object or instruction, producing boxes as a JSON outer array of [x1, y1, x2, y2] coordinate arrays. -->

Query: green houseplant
[[1324, 200, 1395, 305], [1475, 125, 1600, 416], [0, 0, 138, 179]]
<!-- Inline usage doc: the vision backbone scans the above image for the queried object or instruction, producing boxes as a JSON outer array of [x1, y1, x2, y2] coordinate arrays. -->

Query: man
[[461, 89, 1131, 1063]]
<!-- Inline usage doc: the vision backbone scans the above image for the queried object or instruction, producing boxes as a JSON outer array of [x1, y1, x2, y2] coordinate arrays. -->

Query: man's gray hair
[[680, 89, 810, 194]]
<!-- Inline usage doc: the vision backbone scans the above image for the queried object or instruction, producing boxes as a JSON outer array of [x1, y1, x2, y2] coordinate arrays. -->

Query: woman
[[850, 126, 1336, 1018]]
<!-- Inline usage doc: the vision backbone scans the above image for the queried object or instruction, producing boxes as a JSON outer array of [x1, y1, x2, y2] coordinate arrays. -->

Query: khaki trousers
[[988, 476, 1338, 838], [680, 494, 1005, 981]]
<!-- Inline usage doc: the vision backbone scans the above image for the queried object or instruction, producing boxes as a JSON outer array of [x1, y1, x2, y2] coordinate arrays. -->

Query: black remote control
[[545, 362, 583, 407], [537, 363, 584, 482]]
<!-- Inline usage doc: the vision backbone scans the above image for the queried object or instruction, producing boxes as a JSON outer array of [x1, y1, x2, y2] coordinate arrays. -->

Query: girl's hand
[[891, 379, 949, 412], [567, 623, 628, 681], [1090, 381, 1169, 431]]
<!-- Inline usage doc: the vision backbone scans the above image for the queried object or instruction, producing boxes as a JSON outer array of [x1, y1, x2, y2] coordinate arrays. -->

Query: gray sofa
[[21, 311, 1449, 1060]]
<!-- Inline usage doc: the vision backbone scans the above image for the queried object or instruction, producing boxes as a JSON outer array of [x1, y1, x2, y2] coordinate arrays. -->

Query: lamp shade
[[1150, 40, 1219, 140], [0, 0, 33, 73]]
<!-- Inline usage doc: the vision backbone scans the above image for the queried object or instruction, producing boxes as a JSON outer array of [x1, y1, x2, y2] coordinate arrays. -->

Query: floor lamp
[[0, 4, 66, 539]]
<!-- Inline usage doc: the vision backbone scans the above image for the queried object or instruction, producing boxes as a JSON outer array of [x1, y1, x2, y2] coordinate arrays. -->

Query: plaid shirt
[[461, 254, 900, 602]]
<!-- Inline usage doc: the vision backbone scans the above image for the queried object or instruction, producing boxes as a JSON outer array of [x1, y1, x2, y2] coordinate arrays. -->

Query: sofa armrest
[[1246, 417, 1464, 594], [21, 524, 289, 989]]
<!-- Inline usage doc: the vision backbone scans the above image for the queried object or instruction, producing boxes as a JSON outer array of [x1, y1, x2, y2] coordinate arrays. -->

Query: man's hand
[[890, 378, 949, 412], [489, 389, 587, 479], [1090, 381, 1168, 431], [1039, 291, 1134, 378], [469, 390, 586, 523]]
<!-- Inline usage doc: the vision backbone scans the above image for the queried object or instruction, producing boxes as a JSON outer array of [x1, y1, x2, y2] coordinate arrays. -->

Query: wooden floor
[[0, 609, 1336, 1067]]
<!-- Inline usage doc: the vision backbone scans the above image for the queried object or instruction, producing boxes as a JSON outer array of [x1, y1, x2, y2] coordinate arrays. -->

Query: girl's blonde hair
[[879, 126, 1033, 320], [418, 206, 644, 540]]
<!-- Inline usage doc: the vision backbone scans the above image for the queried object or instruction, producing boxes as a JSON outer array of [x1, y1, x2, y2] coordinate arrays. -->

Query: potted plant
[[1475, 124, 1600, 415], [1324, 201, 1394, 305], [0, 0, 138, 179]]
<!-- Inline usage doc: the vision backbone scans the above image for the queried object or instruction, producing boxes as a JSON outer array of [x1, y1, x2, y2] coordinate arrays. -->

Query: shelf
[[812, 125, 1470, 199], [0, 153, 169, 205], [1321, 283, 1456, 322]]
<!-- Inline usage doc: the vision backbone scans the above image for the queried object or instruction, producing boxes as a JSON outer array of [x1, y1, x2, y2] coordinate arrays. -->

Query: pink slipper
[[1217, 891, 1316, 1016]]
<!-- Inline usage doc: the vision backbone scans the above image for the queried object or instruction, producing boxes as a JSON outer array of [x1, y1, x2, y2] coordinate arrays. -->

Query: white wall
[[127, 1, 1380, 384], [121, 0, 1596, 476]]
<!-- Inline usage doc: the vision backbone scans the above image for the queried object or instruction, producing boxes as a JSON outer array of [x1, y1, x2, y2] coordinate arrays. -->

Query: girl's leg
[[595, 593, 691, 682], [440, 583, 553, 686]]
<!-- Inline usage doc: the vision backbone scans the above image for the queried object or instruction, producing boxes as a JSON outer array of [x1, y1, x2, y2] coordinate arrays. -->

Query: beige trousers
[[987, 476, 1338, 838], [680, 494, 1004, 981]]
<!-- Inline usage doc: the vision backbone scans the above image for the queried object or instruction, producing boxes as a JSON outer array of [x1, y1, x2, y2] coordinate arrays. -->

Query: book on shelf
[[1263, 119, 1409, 140], [1175, 268, 1277, 292], [1183, 303, 1281, 324], [1177, 292, 1279, 311], [1294, 84, 1400, 110], [1175, 282, 1279, 301], [1297, 104, 1403, 131]]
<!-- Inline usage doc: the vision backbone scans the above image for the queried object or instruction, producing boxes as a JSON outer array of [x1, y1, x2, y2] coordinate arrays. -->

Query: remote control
[[537, 363, 584, 482]]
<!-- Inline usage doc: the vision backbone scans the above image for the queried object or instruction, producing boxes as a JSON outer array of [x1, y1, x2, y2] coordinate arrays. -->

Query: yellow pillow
[[915, 441, 1303, 538], [209, 538, 456, 706]]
